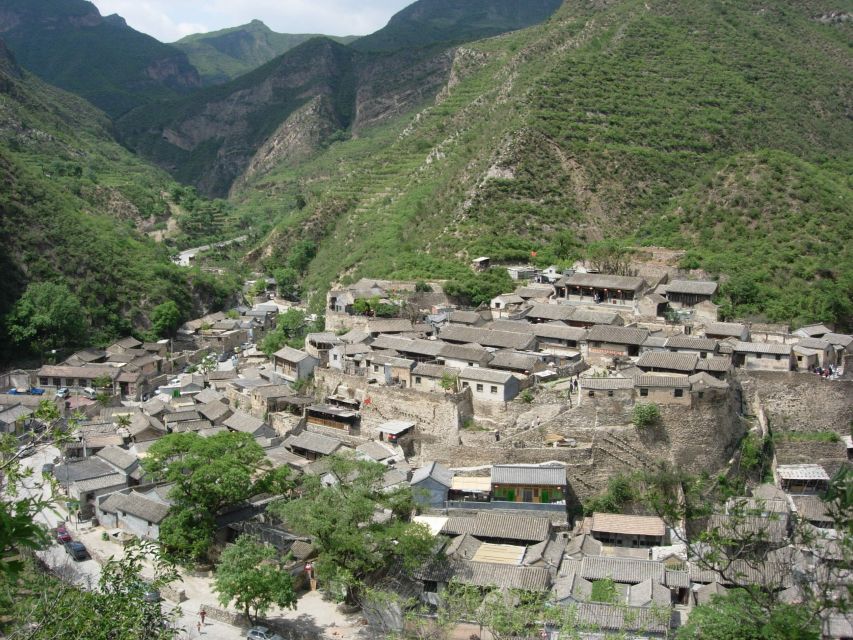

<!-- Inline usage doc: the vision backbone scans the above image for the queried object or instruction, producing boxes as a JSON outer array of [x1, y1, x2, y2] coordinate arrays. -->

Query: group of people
[[813, 364, 838, 379]]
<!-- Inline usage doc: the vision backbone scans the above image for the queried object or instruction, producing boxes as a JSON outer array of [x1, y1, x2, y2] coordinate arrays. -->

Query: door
[[522, 488, 534, 502]]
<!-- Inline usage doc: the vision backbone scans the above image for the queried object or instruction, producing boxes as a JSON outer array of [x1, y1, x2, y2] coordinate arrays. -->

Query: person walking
[[200, 608, 206, 625]]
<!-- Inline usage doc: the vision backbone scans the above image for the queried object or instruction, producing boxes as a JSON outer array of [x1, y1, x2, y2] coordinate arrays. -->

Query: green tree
[[142, 432, 293, 563], [151, 300, 182, 338], [269, 454, 433, 604], [6, 282, 87, 354], [677, 590, 819, 640], [552, 229, 580, 261], [272, 267, 299, 298], [439, 372, 458, 392], [261, 308, 307, 356], [214, 535, 297, 625], [632, 403, 661, 429], [586, 240, 636, 276], [444, 268, 514, 307]]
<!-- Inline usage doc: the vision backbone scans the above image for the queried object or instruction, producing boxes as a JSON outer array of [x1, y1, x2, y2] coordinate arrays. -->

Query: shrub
[[520, 390, 534, 404], [633, 403, 661, 429]]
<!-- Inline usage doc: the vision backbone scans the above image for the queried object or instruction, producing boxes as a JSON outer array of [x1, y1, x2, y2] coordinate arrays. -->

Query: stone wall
[[738, 371, 853, 435]]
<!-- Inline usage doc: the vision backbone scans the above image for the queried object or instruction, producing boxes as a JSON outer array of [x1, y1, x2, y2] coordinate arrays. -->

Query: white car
[[246, 626, 283, 640]]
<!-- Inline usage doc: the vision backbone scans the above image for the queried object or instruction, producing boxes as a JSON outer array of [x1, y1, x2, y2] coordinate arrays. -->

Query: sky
[[90, 0, 414, 43]]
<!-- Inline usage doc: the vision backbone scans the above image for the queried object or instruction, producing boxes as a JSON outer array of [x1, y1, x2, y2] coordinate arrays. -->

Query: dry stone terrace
[[3, 270, 851, 638]]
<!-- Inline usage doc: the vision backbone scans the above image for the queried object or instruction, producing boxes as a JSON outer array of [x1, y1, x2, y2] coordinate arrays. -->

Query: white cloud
[[90, 0, 413, 42]]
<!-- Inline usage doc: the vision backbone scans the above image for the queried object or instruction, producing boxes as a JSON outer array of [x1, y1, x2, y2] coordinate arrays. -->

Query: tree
[[444, 268, 514, 307], [269, 454, 433, 604], [632, 403, 661, 429], [214, 535, 296, 625], [272, 267, 299, 298], [261, 308, 307, 356], [6, 281, 87, 354], [151, 301, 182, 338], [586, 240, 636, 276], [552, 229, 580, 261], [677, 589, 819, 640], [142, 432, 293, 563], [439, 372, 458, 392]]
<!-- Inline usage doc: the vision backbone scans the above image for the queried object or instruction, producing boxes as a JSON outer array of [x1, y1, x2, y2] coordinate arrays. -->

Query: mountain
[[0, 38, 233, 359], [175, 20, 359, 86], [233, 0, 852, 328], [351, 0, 562, 52], [117, 0, 562, 197], [0, 0, 200, 118]]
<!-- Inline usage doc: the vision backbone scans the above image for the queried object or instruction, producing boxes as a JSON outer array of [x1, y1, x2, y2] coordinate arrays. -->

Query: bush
[[520, 390, 534, 404], [633, 403, 661, 429]]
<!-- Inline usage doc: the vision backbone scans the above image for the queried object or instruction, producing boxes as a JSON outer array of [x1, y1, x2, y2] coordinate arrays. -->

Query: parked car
[[217, 351, 233, 363], [55, 525, 72, 544], [64, 541, 88, 561], [247, 627, 283, 640], [81, 387, 97, 400], [56, 387, 70, 399]]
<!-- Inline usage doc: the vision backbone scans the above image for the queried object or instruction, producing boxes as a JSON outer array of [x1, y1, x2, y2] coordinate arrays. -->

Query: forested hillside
[[0, 41, 235, 361], [0, 0, 200, 117], [232, 0, 852, 328], [175, 20, 358, 86]]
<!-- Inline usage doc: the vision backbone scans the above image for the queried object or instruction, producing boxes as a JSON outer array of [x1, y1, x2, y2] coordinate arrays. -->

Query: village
[[2, 258, 852, 639]]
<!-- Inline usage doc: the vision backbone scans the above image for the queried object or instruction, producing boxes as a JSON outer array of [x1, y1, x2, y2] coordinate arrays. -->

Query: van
[[82, 387, 97, 399]]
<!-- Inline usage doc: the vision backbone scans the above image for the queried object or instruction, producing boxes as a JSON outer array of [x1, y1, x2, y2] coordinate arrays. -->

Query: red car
[[55, 525, 72, 544]]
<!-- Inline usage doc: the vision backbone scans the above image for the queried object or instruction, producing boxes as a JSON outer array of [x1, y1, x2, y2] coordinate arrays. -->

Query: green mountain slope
[[236, 0, 852, 328], [0, 40, 233, 360], [116, 0, 563, 197], [351, 0, 562, 52], [175, 20, 358, 85], [0, 0, 200, 118]]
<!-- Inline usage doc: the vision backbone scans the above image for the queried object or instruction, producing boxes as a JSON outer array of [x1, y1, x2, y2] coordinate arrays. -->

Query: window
[[607, 390, 614, 397], [333, 354, 338, 361], [476, 384, 484, 392], [490, 385, 498, 394], [462, 381, 469, 388], [698, 391, 704, 399], [674, 388, 684, 398], [701, 352, 707, 358], [588, 390, 595, 397], [640, 388, 649, 397], [415, 376, 422, 384], [775, 355, 782, 360], [373, 365, 379, 372]]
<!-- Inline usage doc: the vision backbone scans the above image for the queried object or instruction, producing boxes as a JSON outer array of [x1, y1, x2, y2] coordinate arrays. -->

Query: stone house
[[822, 333, 853, 356], [524, 303, 574, 324], [566, 309, 624, 328], [97, 488, 171, 540], [579, 377, 634, 404], [437, 343, 493, 369], [661, 280, 718, 309], [305, 332, 343, 366], [106, 337, 143, 355], [369, 335, 444, 362], [732, 342, 794, 371], [634, 374, 691, 406], [329, 342, 372, 373], [636, 351, 700, 375], [777, 464, 830, 494], [490, 293, 525, 317], [410, 461, 453, 507], [488, 351, 546, 377], [0, 404, 33, 434], [365, 353, 415, 387], [439, 325, 536, 351], [377, 420, 415, 443], [793, 338, 837, 368], [583, 326, 650, 359], [703, 322, 750, 342], [792, 345, 821, 371], [556, 273, 647, 307], [411, 363, 460, 393], [793, 324, 833, 339], [37, 364, 120, 393], [532, 323, 586, 355], [458, 367, 520, 402], [272, 346, 318, 382], [588, 513, 667, 547], [664, 335, 718, 358], [223, 411, 276, 438], [490, 464, 566, 504], [305, 404, 359, 433], [284, 430, 346, 461], [366, 318, 414, 336]]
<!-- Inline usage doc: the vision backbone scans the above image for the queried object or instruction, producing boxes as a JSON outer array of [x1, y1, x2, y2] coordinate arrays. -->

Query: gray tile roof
[[411, 461, 453, 487], [459, 367, 515, 384], [733, 341, 792, 355], [441, 517, 478, 536], [637, 351, 699, 372], [197, 399, 232, 422], [575, 602, 669, 633], [688, 372, 730, 390], [586, 325, 649, 346], [163, 410, 202, 423], [284, 431, 344, 456], [223, 411, 266, 434], [704, 322, 748, 338], [449, 310, 484, 324], [357, 441, 395, 461], [579, 377, 634, 390], [590, 513, 665, 537], [665, 335, 718, 351], [472, 512, 552, 543], [94, 446, 137, 471], [367, 318, 414, 334], [525, 303, 574, 322], [561, 273, 646, 292], [665, 279, 718, 296], [273, 346, 313, 362], [579, 555, 666, 584], [74, 473, 128, 493], [491, 464, 566, 486], [101, 491, 170, 524], [456, 562, 551, 591], [437, 343, 492, 363], [488, 351, 542, 372], [54, 457, 116, 485], [567, 309, 621, 325], [823, 333, 853, 348], [635, 374, 690, 388], [627, 577, 671, 607], [696, 356, 732, 373], [369, 335, 444, 357], [532, 322, 586, 342], [412, 363, 459, 378], [439, 325, 536, 350]]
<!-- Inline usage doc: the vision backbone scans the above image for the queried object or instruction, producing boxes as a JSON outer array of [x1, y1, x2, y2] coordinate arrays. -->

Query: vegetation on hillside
[[235, 0, 851, 328], [0, 0, 199, 117], [175, 20, 359, 85], [0, 49, 238, 361]]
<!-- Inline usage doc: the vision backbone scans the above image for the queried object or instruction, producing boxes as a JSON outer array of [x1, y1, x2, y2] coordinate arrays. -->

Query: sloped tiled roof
[[223, 411, 266, 433], [665, 279, 718, 296], [704, 322, 748, 338], [579, 377, 634, 390], [284, 431, 344, 455], [696, 356, 732, 373], [95, 446, 137, 471], [532, 322, 586, 342], [524, 303, 574, 322], [586, 325, 649, 346], [459, 367, 515, 384], [472, 512, 551, 543], [561, 273, 646, 292], [665, 335, 718, 351], [491, 464, 566, 486], [637, 351, 699, 372], [101, 491, 170, 524], [733, 341, 792, 355], [439, 325, 535, 350], [579, 555, 666, 584], [591, 513, 665, 537], [411, 461, 453, 488], [635, 374, 690, 388], [488, 351, 542, 372]]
